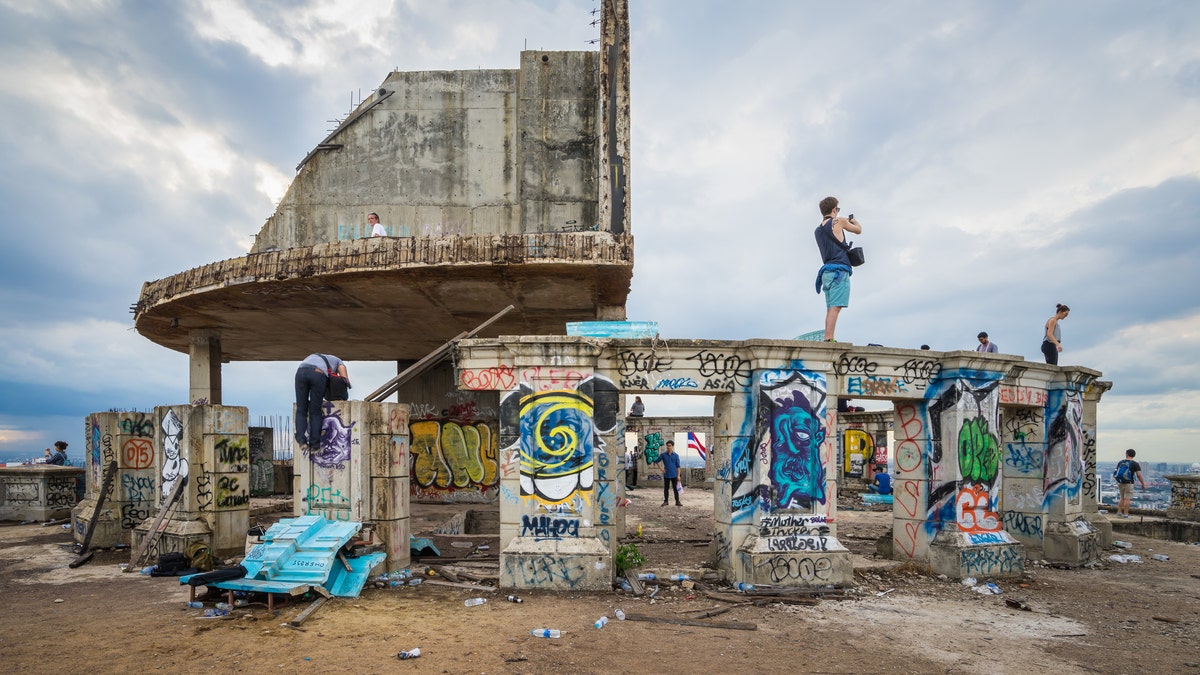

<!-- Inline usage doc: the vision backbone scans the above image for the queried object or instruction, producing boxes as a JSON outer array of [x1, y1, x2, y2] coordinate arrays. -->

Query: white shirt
[[371, 223, 387, 237]]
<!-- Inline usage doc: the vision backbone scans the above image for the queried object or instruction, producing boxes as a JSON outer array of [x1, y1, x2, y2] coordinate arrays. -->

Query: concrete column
[[728, 368, 852, 588], [130, 405, 249, 559], [293, 400, 411, 572], [248, 427, 275, 496], [1081, 380, 1114, 545], [188, 329, 222, 406], [998, 398, 1048, 556], [1034, 370, 1104, 565], [72, 412, 160, 549], [920, 367, 1026, 579]]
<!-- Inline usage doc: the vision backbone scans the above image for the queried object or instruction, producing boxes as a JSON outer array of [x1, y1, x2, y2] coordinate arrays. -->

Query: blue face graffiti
[[756, 372, 828, 511]]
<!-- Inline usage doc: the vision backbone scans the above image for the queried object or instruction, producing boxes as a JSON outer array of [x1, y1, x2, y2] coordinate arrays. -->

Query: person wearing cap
[[976, 332, 998, 353]]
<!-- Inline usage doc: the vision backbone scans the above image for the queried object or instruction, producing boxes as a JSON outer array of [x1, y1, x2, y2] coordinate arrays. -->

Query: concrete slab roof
[[133, 233, 633, 362]]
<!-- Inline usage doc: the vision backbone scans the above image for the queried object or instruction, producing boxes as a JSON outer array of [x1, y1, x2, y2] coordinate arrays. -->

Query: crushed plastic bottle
[[1113, 540, 1133, 549], [614, 609, 626, 621], [407, 578, 423, 586], [637, 573, 657, 581], [233, 599, 249, 607], [734, 582, 755, 592], [961, 577, 978, 587], [1151, 554, 1170, 562], [140, 565, 156, 575], [506, 595, 523, 603], [669, 574, 692, 582], [215, 602, 233, 611], [985, 582, 1002, 594], [531, 629, 561, 638], [594, 616, 609, 629], [463, 597, 487, 607], [397, 648, 421, 660], [201, 608, 229, 618], [619, 580, 633, 592], [185, 601, 204, 609]]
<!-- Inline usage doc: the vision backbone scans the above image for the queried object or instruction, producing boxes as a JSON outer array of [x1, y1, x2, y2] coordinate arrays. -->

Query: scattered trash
[[636, 524, 643, 538], [734, 582, 755, 592], [637, 573, 657, 581], [215, 602, 233, 611], [594, 616, 609, 629], [986, 582, 1002, 594], [961, 577, 978, 587], [1005, 598, 1032, 611], [875, 588, 895, 597], [397, 648, 421, 660], [464, 597, 487, 607], [531, 628, 561, 638], [450, 541, 474, 548], [615, 609, 626, 621], [506, 595, 523, 603], [201, 608, 229, 618], [668, 574, 692, 582], [54, 598, 64, 603], [1107, 554, 1143, 564], [1112, 541, 1133, 549], [648, 586, 660, 599], [476, 545, 490, 551], [1151, 554, 1170, 562], [185, 601, 204, 609]]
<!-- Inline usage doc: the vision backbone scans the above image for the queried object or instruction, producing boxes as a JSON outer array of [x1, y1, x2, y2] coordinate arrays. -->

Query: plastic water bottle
[[407, 578, 423, 586], [985, 582, 1002, 594], [506, 595, 523, 603], [734, 582, 755, 592], [637, 573, 657, 581], [1152, 554, 1170, 562], [233, 599, 249, 607], [397, 648, 421, 660], [531, 629, 561, 638], [619, 580, 633, 592], [140, 565, 156, 575], [202, 608, 229, 618], [185, 601, 204, 609], [614, 609, 626, 621], [669, 574, 692, 582], [594, 616, 609, 629], [464, 597, 487, 607]]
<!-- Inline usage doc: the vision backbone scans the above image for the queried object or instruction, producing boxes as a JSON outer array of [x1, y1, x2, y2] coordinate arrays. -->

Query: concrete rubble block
[[500, 536, 611, 591], [376, 517, 411, 573], [1042, 517, 1101, 567], [928, 529, 1026, 580], [131, 518, 212, 561]]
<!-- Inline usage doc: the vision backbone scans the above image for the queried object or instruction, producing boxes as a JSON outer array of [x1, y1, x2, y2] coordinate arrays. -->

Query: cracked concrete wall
[[252, 51, 600, 252]]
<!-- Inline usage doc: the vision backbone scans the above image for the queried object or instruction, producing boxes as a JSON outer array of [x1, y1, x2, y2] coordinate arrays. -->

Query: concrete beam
[[189, 329, 222, 406]]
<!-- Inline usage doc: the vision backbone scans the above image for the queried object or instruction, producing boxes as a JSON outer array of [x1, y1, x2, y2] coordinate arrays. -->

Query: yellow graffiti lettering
[[411, 420, 451, 489]]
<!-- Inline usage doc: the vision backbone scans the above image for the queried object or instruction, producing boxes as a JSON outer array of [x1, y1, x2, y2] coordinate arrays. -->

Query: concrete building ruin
[[68, 0, 1119, 592]]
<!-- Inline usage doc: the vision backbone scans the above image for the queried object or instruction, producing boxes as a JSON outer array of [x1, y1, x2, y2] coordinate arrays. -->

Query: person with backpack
[[813, 196, 862, 342], [1114, 448, 1146, 518], [295, 353, 349, 454]]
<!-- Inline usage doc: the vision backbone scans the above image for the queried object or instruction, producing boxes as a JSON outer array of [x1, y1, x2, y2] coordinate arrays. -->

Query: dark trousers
[[626, 467, 637, 487], [295, 367, 327, 448], [1041, 340, 1058, 365], [663, 476, 680, 504]]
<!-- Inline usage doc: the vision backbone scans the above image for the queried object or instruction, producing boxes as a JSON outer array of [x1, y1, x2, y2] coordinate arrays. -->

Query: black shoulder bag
[[318, 355, 351, 401], [824, 218, 865, 267]]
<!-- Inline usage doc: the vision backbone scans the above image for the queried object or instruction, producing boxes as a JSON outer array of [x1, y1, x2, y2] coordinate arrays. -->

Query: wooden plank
[[289, 596, 328, 627], [622, 613, 757, 631], [128, 474, 189, 569], [336, 551, 352, 573], [624, 569, 645, 597], [69, 460, 118, 568], [365, 304, 514, 402], [428, 564, 460, 582]]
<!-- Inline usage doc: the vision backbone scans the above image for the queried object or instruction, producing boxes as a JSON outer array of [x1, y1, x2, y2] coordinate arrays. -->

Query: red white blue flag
[[687, 432, 707, 461]]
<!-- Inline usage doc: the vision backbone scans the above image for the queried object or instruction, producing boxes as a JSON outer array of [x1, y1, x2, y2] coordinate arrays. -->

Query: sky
[[0, 0, 1197, 466]]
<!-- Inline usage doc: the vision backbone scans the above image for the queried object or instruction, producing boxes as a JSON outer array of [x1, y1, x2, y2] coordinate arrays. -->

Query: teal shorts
[[821, 271, 850, 308]]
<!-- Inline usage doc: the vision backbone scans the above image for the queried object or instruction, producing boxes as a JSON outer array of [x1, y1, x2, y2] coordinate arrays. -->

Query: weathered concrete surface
[[1166, 473, 1200, 522], [0, 466, 81, 522], [928, 529, 1026, 579], [1042, 517, 1102, 567]]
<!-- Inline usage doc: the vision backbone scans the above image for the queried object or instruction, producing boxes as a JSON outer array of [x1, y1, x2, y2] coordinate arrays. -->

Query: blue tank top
[[815, 219, 851, 266]]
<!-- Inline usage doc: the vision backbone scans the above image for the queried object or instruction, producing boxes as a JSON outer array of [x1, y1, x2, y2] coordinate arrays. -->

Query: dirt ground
[[2, 486, 1198, 675]]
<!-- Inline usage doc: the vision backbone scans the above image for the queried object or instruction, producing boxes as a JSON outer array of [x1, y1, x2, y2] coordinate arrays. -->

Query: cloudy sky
[[1, 0, 1197, 465]]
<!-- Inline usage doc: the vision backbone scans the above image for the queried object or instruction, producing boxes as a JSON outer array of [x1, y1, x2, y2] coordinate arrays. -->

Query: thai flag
[[687, 432, 707, 461]]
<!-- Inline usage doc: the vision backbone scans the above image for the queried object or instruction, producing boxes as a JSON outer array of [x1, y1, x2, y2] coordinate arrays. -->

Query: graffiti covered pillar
[[998, 379, 1050, 556], [920, 360, 1026, 579], [131, 405, 248, 559], [730, 354, 853, 588], [294, 401, 410, 572], [1039, 367, 1103, 566], [248, 426, 275, 496], [1081, 379, 1114, 547], [73, 411, 159, 549], [499, 339, 615, 590]]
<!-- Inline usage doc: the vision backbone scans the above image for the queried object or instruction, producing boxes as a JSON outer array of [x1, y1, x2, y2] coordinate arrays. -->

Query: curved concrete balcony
[[134, 231, 633, 362]]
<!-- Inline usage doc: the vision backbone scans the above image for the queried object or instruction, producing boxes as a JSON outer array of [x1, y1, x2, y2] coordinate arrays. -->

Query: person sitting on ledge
[[869, 465, 892, 495], [47, 441, 68, 466], [628, 396, 645, 417]]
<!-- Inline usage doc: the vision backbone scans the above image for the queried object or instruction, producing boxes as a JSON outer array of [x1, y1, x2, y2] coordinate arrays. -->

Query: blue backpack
[[1114, 459, 1134, 484]]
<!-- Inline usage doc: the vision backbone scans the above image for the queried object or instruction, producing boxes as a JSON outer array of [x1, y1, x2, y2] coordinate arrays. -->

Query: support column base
[[733, 534, 854, 587], [928, 530, 1025, 579], [71, 499, 123, 549], [1043, 517, 1102, 567], [131, 519, 214, 561], [500, 537, 612, 591]]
